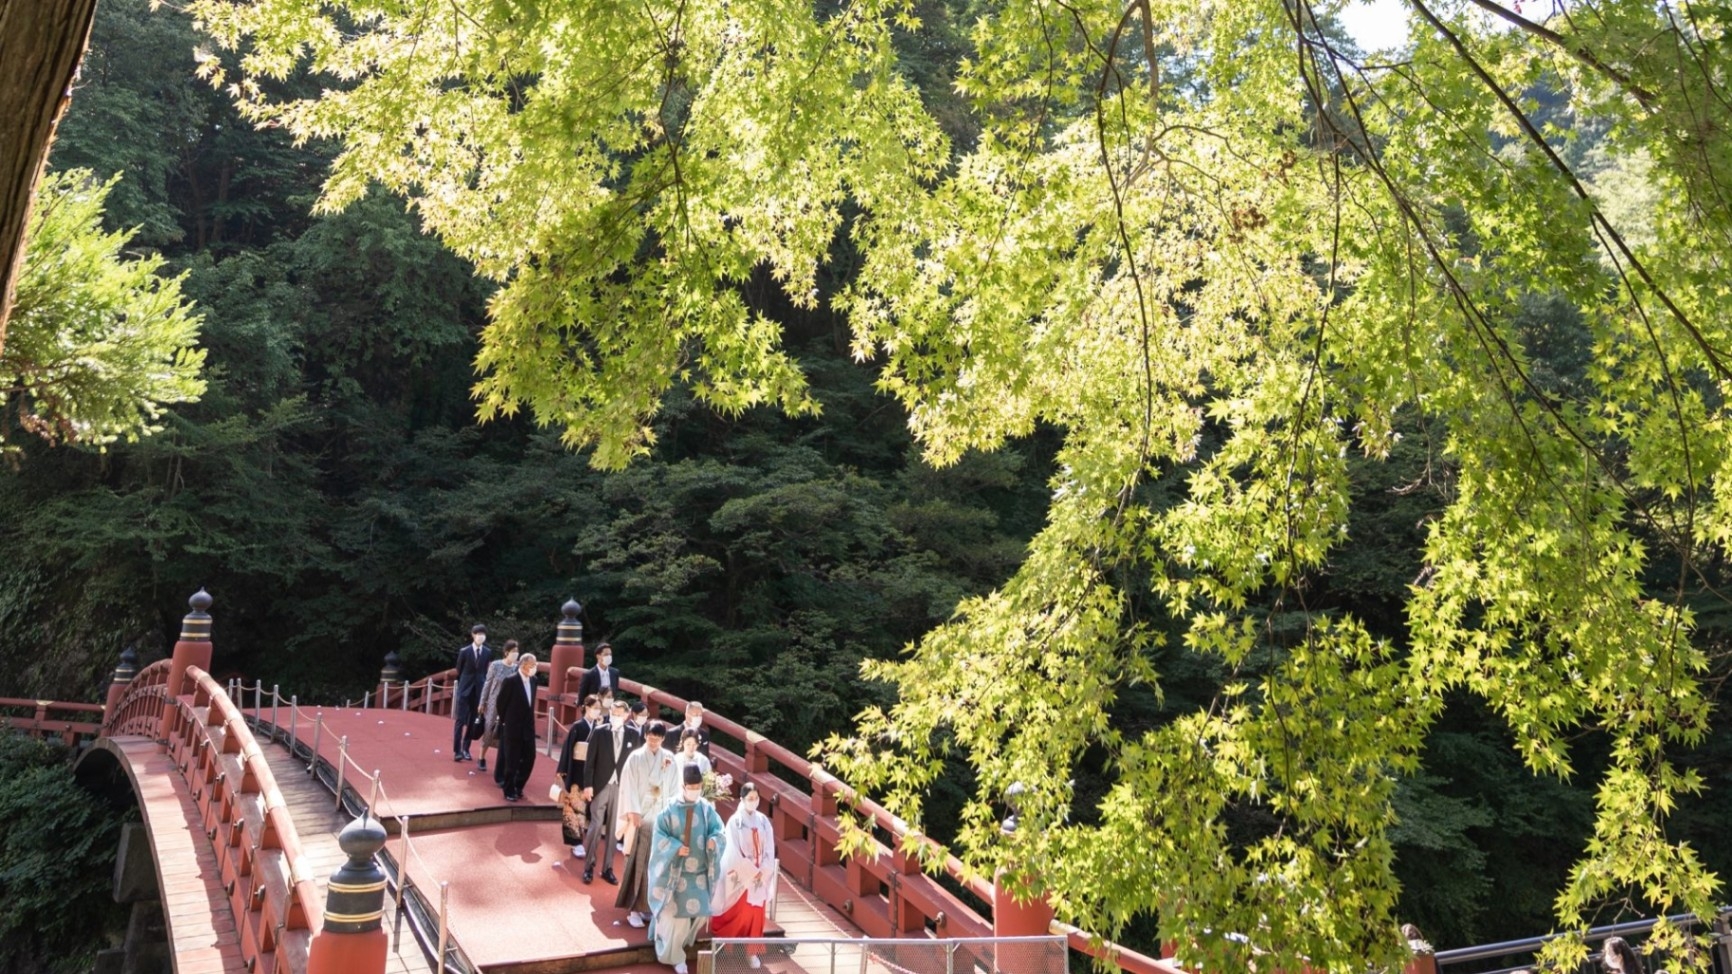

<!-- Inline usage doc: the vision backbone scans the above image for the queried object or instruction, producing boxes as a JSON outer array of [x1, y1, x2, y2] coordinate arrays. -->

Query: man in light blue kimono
[[647, 764, 726, 973]]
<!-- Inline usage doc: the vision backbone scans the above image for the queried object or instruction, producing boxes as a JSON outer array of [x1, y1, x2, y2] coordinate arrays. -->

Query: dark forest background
[[6, 2, 1732, 968]]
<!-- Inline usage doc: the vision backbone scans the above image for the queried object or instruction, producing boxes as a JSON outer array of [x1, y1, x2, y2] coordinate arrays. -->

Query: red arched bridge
[[35, 591, 1193, 974], [24, 591, 1682, 974]]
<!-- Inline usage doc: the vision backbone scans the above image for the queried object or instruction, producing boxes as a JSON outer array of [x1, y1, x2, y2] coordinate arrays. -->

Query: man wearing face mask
[[495, 653, 541, 803], [580, 698, 640, 884], [577, 643, 620, 705], [647, 764, 725, 974], [615, 721, 680, 928], [669, 701, 710, 760], [450, 624, 492, 761], [710, 783, 777, 966]]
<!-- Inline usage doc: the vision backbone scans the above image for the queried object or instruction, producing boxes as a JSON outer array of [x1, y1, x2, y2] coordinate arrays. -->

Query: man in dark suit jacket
[[576, 643, 621, 704], [451, 624, 492, 761], [580, 696, 641, 884], [495, 652, 541, 802]]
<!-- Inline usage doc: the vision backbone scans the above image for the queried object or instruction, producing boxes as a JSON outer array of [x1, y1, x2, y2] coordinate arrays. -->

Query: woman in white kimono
[[709, 783, 777, 966], [647, 764, 726, 974]]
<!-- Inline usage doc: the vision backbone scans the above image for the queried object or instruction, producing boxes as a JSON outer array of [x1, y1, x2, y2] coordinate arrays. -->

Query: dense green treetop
[[124, 0, 1732, 967], [2, 170, 204, 455]]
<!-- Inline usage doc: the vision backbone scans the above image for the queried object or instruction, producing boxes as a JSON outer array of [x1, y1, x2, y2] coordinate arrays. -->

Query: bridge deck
[[270, 707, 863, 973], [105, 735, 245, 973]]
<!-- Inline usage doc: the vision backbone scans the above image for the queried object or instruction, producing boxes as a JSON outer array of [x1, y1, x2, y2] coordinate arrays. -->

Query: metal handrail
[[1434, 909, 1732, 972]]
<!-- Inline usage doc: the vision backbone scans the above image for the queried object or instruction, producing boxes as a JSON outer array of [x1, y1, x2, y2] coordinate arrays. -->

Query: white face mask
[[610, 714, 625, 729], [687, 715, 701, 728], [743, 796, 760, 812], [599, 657, 612, 668], [683, 787, 703, 802]]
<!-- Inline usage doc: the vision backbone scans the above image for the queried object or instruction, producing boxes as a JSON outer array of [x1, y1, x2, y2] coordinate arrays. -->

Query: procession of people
[[450, 625, 771, 973]]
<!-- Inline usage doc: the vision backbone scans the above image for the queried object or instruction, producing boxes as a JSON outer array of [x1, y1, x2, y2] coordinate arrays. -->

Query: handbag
[[549, 782, 565, 803]]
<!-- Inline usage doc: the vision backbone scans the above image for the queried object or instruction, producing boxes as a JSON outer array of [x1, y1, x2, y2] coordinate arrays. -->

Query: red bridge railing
[[0, 695, 104, 746], [106, 659, 325, 973]]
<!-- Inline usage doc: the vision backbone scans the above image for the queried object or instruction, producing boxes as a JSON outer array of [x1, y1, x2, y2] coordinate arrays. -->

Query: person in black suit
[[451, 624, 492, 761], [581, 696, 641, 884], [669, 700, 711, 759], [495, 652, 541, 802], [576, 643, 621, 705]]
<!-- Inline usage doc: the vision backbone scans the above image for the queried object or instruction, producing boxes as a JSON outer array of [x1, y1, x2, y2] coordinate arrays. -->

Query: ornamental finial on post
[[181, 588, 213, 642], [306, 814, 390, 973]]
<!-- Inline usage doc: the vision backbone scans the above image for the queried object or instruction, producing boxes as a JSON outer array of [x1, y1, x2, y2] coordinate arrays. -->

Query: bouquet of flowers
[[701, 770, 734, 801]]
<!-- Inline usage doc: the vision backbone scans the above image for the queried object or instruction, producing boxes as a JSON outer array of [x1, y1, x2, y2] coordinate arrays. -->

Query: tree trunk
[[0, 0, 100, 356]]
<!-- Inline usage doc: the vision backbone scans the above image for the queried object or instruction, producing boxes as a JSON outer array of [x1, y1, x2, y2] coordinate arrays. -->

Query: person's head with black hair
[[1601, 937, 1644, 974]]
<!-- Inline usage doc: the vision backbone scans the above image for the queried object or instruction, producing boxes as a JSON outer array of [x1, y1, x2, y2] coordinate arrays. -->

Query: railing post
[[548, 597, 585, 726], [335, 736, 349, 811], [254, 680, 262, 716], [103, 645, 138, 728], [162, 590, 214, 740], [305, 814, 390, 974], [396, 815, 411, 911], [289, 695, 298, 754], [309, 713, 324, 775], [271, 685, 280, 735], [362, 690, 371, 709], [437, 881, 451, 970], [379, 651, 402, 709], [424, 681, 433, 715]]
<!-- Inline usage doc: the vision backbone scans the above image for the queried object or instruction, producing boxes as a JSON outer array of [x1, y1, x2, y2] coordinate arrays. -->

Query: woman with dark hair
[[1601, 937, 1645, 974], [555, 694, 601, 857], [476, 640, 520, 775], [710, 783, 778, 966]]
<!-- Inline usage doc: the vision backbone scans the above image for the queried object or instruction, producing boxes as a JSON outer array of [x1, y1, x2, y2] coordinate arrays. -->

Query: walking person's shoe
[[582, 867, 594, 884], [477, 757, 486, 771], [675, 963, 688, 974], [601, 869, 619, 885], [627, 912, 646, 928], [749, 957, 761, 969], [571, 844, 586, 858]]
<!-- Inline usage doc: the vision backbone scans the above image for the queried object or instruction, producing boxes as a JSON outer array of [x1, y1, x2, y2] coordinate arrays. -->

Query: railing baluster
[[270, 684, 279, 737], [288, 695, 298, 755], [396, 814, 411, 912], [437, 881, 451, 971], [334, 735, 349, 811]]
